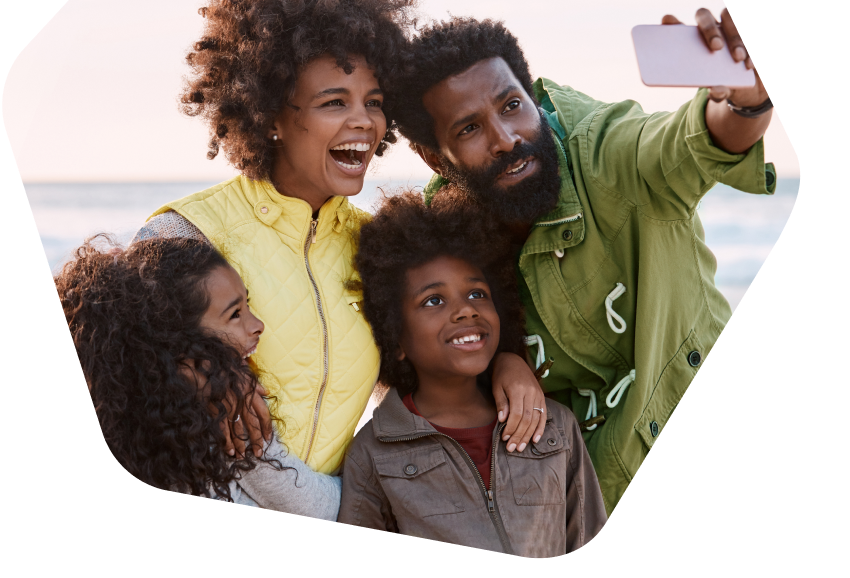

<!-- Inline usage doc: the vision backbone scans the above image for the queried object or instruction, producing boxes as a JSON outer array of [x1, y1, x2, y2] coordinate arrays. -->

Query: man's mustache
[[476, 141, 538, 184]]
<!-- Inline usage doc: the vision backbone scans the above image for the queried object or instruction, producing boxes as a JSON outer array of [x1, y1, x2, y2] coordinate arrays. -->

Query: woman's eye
[[424, 296, 444, 307], [366, 99, 383, 108], [323, 99, 345, 107]]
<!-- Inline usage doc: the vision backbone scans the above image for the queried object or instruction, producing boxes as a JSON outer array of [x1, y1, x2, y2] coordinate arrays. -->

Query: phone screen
[[632, 25, 755, 88]]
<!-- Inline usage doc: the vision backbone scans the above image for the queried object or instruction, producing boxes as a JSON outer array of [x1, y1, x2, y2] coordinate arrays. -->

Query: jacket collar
[[248, 178, 352, 237], [370, 389, 441, 441]]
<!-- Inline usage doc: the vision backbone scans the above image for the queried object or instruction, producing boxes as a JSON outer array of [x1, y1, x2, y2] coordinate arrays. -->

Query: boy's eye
[[423, 296, 444, 307]]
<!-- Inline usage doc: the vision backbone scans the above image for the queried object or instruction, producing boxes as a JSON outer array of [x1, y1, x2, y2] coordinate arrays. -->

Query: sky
[[3, 0, 798, 183]]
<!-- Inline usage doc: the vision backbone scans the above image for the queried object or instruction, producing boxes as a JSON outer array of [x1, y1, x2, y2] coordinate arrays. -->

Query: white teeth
[[451, 334, 482, 345], [243, 347, 257, 359], [334, 158, 362, 170], [330, 142, 372, 151], [506, 161, 528, 174]]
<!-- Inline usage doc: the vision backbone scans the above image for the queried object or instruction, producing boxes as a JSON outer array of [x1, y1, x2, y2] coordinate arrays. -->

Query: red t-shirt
[[402, 393, 496, 489]]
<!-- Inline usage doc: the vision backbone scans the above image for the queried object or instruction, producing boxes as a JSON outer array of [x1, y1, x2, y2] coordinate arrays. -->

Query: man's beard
[[437, 109, 561, 226]]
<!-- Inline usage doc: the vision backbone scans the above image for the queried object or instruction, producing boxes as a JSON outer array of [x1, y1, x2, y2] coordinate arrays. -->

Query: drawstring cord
[[523, 335, 549, 378], [606, 369, 636, 408], [578, 389, 598, 431], [605, 283, 627, 334]]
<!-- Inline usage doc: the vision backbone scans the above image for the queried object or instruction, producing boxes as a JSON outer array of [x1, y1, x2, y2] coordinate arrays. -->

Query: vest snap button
[[404, 464, 417, 475], [562, 229, 573, 241], [547, 438, 557, 446], [260, 206, 268, 214]]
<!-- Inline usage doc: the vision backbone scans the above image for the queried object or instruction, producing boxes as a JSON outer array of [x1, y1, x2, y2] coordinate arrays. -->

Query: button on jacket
[[424, 80, 777, 513], [338, 391, 607, 557]]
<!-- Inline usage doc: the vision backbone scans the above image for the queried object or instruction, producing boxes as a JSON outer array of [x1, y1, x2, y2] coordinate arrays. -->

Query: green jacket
[[425, 78, 776, 514]]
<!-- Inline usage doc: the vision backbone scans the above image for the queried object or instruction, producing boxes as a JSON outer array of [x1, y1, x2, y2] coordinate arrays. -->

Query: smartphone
[[631, 24, 756, 88]]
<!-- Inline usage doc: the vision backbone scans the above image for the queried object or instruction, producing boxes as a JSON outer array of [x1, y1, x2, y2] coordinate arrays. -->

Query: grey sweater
[[217, 436, 341, 521]]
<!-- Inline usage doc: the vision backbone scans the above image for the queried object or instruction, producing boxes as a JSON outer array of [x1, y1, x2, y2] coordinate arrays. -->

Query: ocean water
[[24, 178, 799, 311]]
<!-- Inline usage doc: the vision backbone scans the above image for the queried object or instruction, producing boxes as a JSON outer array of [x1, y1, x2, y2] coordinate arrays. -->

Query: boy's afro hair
[[354, 191, 526, 395], [391, 17, 536, 152]]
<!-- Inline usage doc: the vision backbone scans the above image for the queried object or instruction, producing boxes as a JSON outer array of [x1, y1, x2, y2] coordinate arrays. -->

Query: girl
[[56, 236, 340, 520], [132, 0, 547, 476], [338, 193, 607, 556]]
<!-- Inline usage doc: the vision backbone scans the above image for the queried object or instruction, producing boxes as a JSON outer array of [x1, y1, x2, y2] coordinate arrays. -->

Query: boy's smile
[[399, 255, 500, 382]]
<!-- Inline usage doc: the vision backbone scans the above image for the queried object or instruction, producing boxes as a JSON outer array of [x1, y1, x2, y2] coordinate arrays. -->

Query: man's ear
[[414, 144, 445, 177]]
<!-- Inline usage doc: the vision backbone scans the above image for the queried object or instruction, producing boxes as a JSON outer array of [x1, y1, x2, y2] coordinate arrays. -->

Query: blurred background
[[5, 0, 799, 312]]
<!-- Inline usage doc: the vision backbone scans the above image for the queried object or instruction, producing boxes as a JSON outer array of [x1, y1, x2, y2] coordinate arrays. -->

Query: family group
[[55, 0, 775, 558]]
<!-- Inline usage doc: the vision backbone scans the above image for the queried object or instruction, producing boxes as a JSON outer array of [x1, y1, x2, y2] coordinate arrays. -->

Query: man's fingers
[[708, 86, 731, 102], [660, 14, 683, 25], [745, 55, 753, 70], [720, 8, 747, 62], [493, 387, 509, 423], [695, 8, 723, 51]]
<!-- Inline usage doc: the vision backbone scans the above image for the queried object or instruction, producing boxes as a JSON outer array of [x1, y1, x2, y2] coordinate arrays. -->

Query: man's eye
[[458, 124, 477, 136], [503, 100, 520, 113], [424, 296, 444, 307], [230, 309, 241, 320]]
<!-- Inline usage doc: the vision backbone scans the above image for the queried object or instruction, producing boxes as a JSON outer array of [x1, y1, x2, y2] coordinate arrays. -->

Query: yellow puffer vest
[[149, 175, 380, 474]]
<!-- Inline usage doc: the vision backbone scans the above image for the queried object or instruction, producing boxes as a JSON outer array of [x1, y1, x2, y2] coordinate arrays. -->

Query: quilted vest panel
[[149, 176, 380, 474]]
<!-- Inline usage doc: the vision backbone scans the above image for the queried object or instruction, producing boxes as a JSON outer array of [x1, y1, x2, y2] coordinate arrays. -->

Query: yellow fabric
[[149, 175, 380, 474]]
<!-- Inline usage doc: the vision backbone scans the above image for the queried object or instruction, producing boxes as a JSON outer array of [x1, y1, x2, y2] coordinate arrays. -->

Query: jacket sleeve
[[578, 88, 775, 217], [337, 439, 398, 532], [563, 409, 607, 552], [234, 436, 341, 521]]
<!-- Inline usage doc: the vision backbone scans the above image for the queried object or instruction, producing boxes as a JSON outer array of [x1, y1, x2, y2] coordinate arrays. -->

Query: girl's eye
[[424, 296, 445, 307], [469, 290, 486, 300]]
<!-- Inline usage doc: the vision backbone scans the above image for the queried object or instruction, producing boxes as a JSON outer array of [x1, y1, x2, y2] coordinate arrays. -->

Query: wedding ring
[[533, 407, 545, 413]]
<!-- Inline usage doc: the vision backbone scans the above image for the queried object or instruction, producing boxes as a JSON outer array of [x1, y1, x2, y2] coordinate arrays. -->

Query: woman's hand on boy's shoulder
[[492, 353, 547, 453]]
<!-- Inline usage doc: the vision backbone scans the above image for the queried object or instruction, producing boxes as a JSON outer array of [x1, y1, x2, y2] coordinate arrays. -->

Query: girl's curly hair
[[354, 191, 526, 395], [55, 235, 279, 500], [181, 0, 416, 181]]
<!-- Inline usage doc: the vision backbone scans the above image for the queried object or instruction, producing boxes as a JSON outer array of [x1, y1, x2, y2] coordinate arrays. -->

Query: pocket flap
[[373, 445, 447, 479], [510, 417, 569, 459]]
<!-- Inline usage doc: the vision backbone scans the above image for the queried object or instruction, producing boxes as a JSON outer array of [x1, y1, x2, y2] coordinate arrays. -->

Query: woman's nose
[[250, 313, 264, 336], [347, 104, 375, 130]]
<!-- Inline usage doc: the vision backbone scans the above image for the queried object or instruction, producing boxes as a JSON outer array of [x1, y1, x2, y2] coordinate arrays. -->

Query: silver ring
[[533, 407, 545, 413], [230, 414, 241, 423]]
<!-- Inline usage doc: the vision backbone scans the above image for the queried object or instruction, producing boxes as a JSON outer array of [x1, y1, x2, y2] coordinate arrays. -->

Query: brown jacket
[[338, 390, 607, 557]]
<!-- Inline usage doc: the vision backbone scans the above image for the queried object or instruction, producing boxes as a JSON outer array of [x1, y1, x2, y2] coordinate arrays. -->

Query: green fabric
[[424, 78, 775, 514]]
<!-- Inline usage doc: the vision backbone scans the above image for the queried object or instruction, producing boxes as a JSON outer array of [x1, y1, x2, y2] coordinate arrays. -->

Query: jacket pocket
[[505, 420, 569, 506], [373, 445, 465, 518], [634, 329, 703, 449]]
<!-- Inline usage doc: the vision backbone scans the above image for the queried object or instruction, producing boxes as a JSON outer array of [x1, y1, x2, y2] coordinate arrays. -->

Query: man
[[393, 9, 774, 513]]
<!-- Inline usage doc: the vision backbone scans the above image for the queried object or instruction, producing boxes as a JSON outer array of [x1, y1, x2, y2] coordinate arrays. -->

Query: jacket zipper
[[535, 212, 583, 227], [303, 218, 329, 463], [379, 422, 514, 555]]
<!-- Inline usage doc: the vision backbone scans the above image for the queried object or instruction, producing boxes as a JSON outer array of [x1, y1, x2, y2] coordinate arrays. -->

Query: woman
[[57, 236, 341, 520], [134, 0, 545, 478]]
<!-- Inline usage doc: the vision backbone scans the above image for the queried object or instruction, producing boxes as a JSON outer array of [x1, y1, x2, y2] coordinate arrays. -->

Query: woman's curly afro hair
[[392, 17, 537, 152], [181, 0, 416, 181], [354, 191, 526, 395], [55, 235, 279, 500]]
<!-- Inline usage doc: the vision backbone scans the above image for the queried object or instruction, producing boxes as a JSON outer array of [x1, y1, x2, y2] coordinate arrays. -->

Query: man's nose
[[489, 120, 521, 157]]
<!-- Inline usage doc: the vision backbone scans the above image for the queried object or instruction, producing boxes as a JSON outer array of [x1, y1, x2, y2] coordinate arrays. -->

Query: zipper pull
[[310, 219, 318, 244], [487, 490, 495, 513]]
